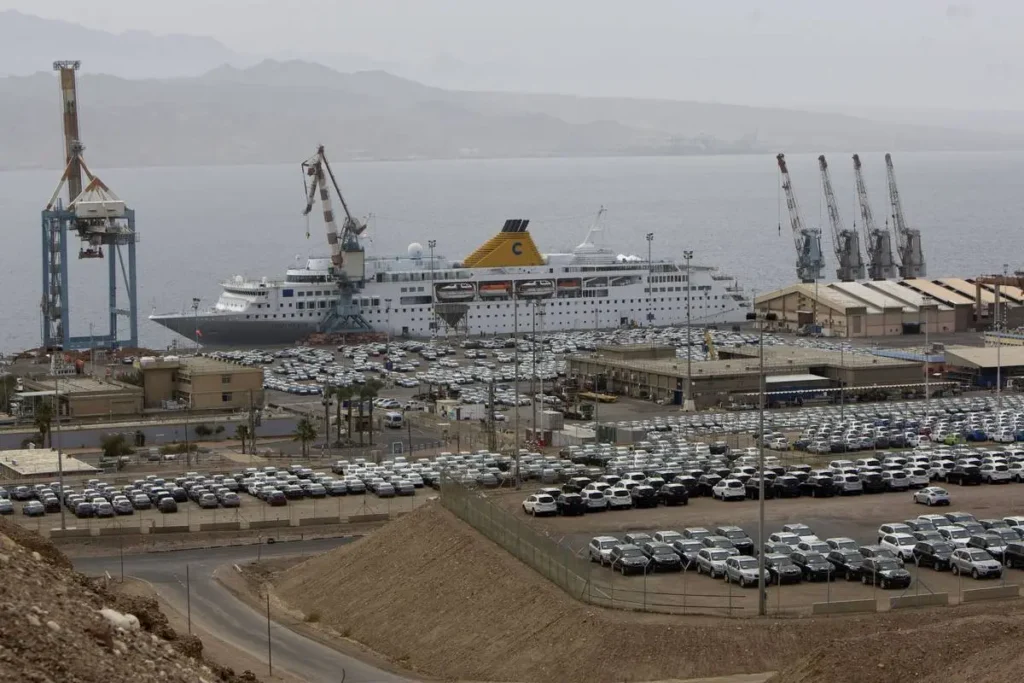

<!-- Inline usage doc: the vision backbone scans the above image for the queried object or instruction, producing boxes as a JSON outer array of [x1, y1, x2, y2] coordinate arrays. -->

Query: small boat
[[517, 279, 554, 298], [479, 281, 511, 298], [557, 278, 581, 289], [435, 282, 476, 301]]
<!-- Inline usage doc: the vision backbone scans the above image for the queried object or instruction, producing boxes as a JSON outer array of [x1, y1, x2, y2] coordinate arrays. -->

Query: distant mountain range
[[1, 9, 1021, 169]]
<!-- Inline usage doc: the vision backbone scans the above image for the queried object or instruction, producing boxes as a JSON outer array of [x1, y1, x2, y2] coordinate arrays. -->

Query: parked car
[[791, 551, 834, 581], [609, 544, 650, 575], [763, 553, 803, 585], [157, 497, 178, 513], [912, 541, 955, 570], [0, 499, 13, 515], [671, 540, 704, 568], [966, 534, 1011, 562], [772, 475, 802, 498], [913, 486, 950, 506], [858, 544, 905, 567], [877, 523, 913, 541], [653, 530, 684, 544], [22, 500, 45, 517], [623, 532, 654, 547], [826, 537, 858, 551], [657, 483, 689, 506], [641, 542, 683, 572], [711, 478, 746, 501], [714, 526, 755, 555], [938, 525, 972, 548], [74, 502, 94, 518], [950, 548, 1003, 579], [1002, 542, 1024, 569], [589, 536, 619, 564], [522, 494, 557, 516], [695, 548, 732, 578], [879, 533, 918, 562], [980, 463, 1012, 484], [724, 555, 767, 587], [682, 527, 712, 541], [826, 549, 865, 580], [630, 485, 658, 509], [834, 474, 864, 495], [556, 493, 587, 516], [701, 536, 740, 556], [800, 474, 835, 498], [583, 490, 609, 512], [881, 470, 911, 492], [860, 557, 912, 588], [946, 465, 982, 486], [267, 491, 287, 507]]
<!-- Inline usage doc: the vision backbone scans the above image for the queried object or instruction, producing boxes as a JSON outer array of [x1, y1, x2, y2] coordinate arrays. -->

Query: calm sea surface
[[2, 152, 1022, 354]]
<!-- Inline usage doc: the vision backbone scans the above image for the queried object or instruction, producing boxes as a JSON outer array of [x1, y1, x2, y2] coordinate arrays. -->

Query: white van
[[384, 411, 404, 429]]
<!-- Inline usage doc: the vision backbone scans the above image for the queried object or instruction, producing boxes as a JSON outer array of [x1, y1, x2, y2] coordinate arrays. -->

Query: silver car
[[589, 536, 619, 564], [695, 548, 732, 578], [724, 555, 767, 587], [950, 548, 1003, 579]]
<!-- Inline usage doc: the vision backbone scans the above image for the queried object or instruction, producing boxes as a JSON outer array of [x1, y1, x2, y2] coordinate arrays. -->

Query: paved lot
[[490, 481, 1024, 615]]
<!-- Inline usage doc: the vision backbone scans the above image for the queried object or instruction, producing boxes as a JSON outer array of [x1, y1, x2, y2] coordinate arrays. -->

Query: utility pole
[[645, 233, 654, 327], [531, 301, 538, 443], [428, 240, 437, 339], [513, 286, 521, 488], [746, 306, 777, 617], [684, 250, 694, 410], [191, 297, 201, 355], [997, 264, 1006, 414], [322, 381, 331, 454]]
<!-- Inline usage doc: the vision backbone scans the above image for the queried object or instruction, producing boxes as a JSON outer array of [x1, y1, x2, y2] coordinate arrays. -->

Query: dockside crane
[[776, 153, 824, 283], [852, 154, 898, 280], [885, 153, 926, 278], [818, 155, 865, 281], [300, 145, 371, 331]]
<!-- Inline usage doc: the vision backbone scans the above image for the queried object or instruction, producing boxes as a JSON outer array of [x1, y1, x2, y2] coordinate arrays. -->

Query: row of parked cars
[[588, 511, 1024, 588]]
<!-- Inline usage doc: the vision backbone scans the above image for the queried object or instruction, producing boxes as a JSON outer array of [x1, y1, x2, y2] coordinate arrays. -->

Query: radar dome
[[407, 242, 424, 259]]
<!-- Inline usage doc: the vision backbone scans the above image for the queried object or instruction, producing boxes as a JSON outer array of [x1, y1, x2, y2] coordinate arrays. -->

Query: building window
[[222, 392, 233, 402], [282, 289, 294, 297], [221, 374, 232, 384]]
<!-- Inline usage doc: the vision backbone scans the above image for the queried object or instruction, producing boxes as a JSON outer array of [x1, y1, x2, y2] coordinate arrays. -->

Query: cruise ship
[[150, 215, 750, 346]]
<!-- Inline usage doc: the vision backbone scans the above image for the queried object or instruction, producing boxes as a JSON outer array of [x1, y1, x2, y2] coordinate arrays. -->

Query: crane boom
[[301, 145, 367, 273], [776, 153, 824, 283], [818, 155, 864, 281], [885, 153, 926, 278], [852, 154, 898, 280]]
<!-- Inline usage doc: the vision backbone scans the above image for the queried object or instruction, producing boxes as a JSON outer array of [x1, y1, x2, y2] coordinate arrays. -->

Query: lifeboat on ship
[[478, 281, 511, 298], [435, 282, 476, 301], [517, 279, 555, 298]]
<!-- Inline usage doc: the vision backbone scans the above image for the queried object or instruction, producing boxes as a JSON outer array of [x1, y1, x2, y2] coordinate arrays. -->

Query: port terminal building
[[137, 356, 264, 411], [754, 277, 1024, 338]]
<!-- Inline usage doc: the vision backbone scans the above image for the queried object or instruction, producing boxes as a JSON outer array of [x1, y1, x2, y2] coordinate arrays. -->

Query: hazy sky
[[2, 0, 1021, 109]]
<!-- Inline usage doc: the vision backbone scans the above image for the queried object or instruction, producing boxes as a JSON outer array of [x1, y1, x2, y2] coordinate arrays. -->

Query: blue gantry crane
[[41, 61, 139, 350]]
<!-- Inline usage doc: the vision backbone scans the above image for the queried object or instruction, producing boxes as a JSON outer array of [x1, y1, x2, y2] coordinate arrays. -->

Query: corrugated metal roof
[[899, 279, 975, 306], [863, 280, 953, 312], [755, 283, 871, 314], [970, 281, 1024, 304], [944, 345, 1024, 369], [828, 282, 911, 312], [939, 278, 994, 304]]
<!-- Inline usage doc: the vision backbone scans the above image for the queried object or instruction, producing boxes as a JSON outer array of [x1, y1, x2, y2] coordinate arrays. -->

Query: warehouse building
[[944, 346, 1024, 390], [138, 356, 264, 411], [568, 344, 924, 409]]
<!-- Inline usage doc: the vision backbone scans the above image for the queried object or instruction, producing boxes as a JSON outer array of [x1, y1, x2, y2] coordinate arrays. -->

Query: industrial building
[[944, 346, 1024, 390], [0, 448, 97, 479], [568, 344, 925, 409], [138, 356, 264, 411], [17, 376, 143, 420], [755, 277, 1024, 338]]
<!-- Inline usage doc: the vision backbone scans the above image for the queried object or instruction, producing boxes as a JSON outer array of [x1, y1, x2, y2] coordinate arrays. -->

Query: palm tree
[[235, 424, 250, 453], [360, 379, 384, 446], [333, 386, 354, 444], [293, 418, 317, 457], [34, 400, 54, 448]]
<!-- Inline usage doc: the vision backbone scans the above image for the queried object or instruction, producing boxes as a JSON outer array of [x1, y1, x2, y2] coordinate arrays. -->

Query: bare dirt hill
[[0, 519, 254, 683], [274, 501, 1024, 683]]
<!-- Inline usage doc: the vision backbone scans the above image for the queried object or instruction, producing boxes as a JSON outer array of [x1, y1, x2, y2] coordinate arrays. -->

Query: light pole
[[997, 264, 1007, 414], [683, 250, 694, 410], [840, 345, 845, 421], [428, 240, 437, 338], [645, 233, 654, 327], [384, 299, 392, 352], [53, 373, 66, 530], [191, 297, 201, 354], [746, 306, 777, 617]]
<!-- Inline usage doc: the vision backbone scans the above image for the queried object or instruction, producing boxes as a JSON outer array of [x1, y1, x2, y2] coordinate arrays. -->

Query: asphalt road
[[75, 539, 415, 683]]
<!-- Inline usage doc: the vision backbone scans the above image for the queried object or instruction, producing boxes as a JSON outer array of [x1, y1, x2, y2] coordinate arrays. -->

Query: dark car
[[673, 475, 699, 496], [267, 490, 287, 507], [696, 474, 722, 497], [966, 534, 1011, 562], [860, 472, 886, 493], [860, 557, 912, 589], [670, 540, 703, 568], [74, 502, 94, 518], [913, 541, 954, 570], [170, 487, 189, 503], [640, 542, 684, 572], [630, 485, 658, 509], [826, 549, 865, 580], [157, 497, 178, 513], [800, 474, 836, 498], [763, 541, 795, 557], [715, 526, 755, 555], [791, 551, 834, 581], [947, 465, 982, 486], [772, 475, 802, 499], [556, 493, 587, 516], [657, 483, 689, 506], [609, 544, 650, 575], [1003, 542, 1024, 569], [746, 476, 777, 500], [858, 544, 905, 567], [42, 497, 62, 514], [764, 553, 803, 585]]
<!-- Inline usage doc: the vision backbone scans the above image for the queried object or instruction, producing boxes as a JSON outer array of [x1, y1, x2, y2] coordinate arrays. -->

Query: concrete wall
[[143, 368, 175, 409], [810, 599, 877, 615], [889, 593, 949, 609], [960, 584, 1020, 603], [68, 394, 143, 419]]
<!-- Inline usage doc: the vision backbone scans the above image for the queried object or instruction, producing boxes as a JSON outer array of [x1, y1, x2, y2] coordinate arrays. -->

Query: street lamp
[[52, 373, 66, 531], [428, 240, 437, 338], [384, 298, 392, 353], [746, 306, 778, 617], [683, 250, 694, 409], [191, 297, 201, 354], [645, 233, 654, 326], [997, 263, 1008, 414]]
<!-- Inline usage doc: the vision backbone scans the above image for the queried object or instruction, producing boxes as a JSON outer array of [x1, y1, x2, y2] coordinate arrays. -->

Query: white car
[[606, 487, 633, 509], [522, 493, 557, 516], [588, 536, 619, 564], [711, 478, 746, 501], [880, 533, 918, 561], [583, 490, 609, 511], [1007, 462, 1024, 482], [937, 525, 971, 548], [913, 486, 950, 506], [906, 468, 930, 488], [950, 548, 1003, 579], [980, 463, 1012, 484]]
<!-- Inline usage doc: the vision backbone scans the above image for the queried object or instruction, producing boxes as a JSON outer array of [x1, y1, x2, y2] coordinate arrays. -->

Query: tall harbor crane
[[818, 155, 865, 281], [852, 154, 898, 280], [885, 153, 926, 278], [777, 153, 824, 283], [301, 145, 371, 331]]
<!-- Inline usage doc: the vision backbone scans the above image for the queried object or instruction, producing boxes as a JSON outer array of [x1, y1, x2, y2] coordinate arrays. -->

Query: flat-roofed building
[[139, 355, 264, 411]]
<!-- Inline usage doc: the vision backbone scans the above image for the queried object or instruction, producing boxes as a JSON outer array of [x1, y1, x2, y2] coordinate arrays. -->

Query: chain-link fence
[[440, 476, 746, 616]]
